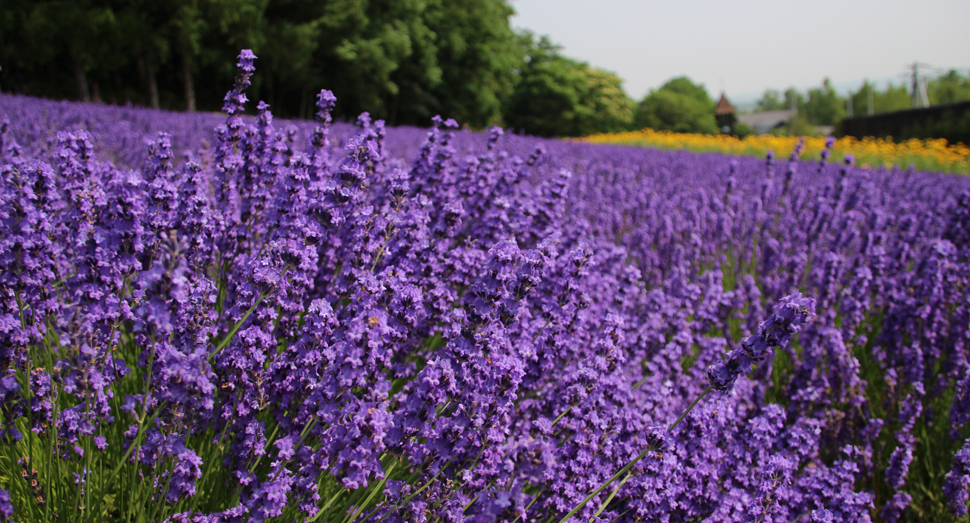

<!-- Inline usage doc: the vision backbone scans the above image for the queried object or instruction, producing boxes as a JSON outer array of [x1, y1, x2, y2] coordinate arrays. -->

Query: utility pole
[[910, 61, 930, 108], [847, 89, 853, 117], [868, 83, 874, 115]]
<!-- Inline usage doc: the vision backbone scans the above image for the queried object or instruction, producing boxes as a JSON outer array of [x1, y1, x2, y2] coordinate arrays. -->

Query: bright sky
[[510, 0, 970, 104]]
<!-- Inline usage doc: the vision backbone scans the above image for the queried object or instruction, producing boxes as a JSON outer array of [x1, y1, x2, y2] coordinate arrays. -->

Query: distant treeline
[[0, 0, 636, 136], [0, 0, 778, 138], [753, 73, 970, 143], [5, 1, 967, 140], [755, 73, 970, 123]]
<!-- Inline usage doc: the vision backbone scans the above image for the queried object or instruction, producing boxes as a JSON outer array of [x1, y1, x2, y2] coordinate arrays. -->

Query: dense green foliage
[[756, 71, 970, 127], [7, 0, 967, 139], [750, 72, 970, 141], [929, 70, 970, 105], [754, 89, 787, 112], [847, 80, 912, 117], [0, 0, 637, 134], [753, 80, 844, 128], [803, 78, 845, 126], [633, 76, 718, 135], [0, 0, 523, 127], [2, 0, 264, 111], [503, 34, 633, 137]]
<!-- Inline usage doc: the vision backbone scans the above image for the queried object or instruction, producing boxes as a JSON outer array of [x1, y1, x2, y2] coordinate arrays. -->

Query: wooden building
[[714, 93, 737, 134]]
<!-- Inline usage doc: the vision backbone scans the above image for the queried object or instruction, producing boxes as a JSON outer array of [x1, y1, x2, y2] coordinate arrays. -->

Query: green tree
[[314, 0, 427, 120], [254, 0, 520, 126], [783, 87, 805, 113], [5, 0, 127, 102], [804, 78, 844, 126], [928, 69, 970, 105], [0, 0, 264, 109], [634, 90, 717, 134], [633, 76, 717, 134], [196, 0, 422, 121], [848, 80, 876, 117], [169, 0, 209, 111], [423, 0, 520, 128], [0, 0, 522, 125], [658, 76, 713, 107], [252, 0, 339, 118], [849, 80, 911, 115], [115, 0, 176, 109], [755, 89, 786, 112], [848, 80, 911, 116], [876, 83, 912, 113], [372, 0, 442, 126], [192, 0, 265, 109], [0, 0, 60, 95], [576, 66, 635, 134], [503, 33, 633, 137]]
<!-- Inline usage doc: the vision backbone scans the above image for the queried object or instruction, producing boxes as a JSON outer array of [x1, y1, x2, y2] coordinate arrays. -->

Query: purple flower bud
[[0, 489, 12, 521], [487, 126, 504, 150], [708, 292, 816, 392], [812, 509, 834, 523], [237, 49, 257, 73], [945, 439, 970, 516]]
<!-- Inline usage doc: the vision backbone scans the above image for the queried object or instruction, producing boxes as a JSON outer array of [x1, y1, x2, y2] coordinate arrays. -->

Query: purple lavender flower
[[945, 439, 970, 516], [811, 508, 834, 522], [3, 47, 970, 523], [222, 50, 257, 115], [708, 292, 816, 392], [0, 489, 11, 522]]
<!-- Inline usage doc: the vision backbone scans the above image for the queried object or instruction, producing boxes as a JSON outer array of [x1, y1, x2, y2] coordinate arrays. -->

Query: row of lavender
[[0, 51, 968, 522]]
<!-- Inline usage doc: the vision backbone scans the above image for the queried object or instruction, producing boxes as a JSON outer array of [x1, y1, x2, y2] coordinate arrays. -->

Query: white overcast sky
[[509, 0, 970, 104]]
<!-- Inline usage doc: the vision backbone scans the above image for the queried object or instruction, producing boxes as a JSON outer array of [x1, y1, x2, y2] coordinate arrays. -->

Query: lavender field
[[1, 51, 969, 523]]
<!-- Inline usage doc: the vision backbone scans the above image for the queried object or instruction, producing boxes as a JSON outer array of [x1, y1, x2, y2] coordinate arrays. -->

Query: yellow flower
[[577, 129, 970, 175]]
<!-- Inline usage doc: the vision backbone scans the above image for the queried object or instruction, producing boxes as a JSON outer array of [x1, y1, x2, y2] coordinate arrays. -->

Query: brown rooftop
[[714, 93, 736, 115]]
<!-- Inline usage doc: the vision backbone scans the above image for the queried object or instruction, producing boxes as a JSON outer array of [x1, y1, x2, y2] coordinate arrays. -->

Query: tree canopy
[[12, 2, 966, 138], [757, 71, 970, 129], [656, 76, 713, 107], [804, 78, 844, 126], [928, 70, 970, 106], [755, 89, 786, 112], [633, 76, 718, 134], [847, 80, 910, 117], [0, 0, 524, 127], [503, 34, 634, 137]]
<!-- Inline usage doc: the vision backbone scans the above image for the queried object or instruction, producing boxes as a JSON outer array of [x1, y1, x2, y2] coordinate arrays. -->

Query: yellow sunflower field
[[579, 128, 970, 175]]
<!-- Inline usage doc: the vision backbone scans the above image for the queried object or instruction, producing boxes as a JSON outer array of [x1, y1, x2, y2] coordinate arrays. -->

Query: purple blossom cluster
[[1, 50, 969, 522]]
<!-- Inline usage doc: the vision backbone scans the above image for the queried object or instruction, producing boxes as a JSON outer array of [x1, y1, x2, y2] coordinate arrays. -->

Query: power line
[[906, 61, 931, 108]]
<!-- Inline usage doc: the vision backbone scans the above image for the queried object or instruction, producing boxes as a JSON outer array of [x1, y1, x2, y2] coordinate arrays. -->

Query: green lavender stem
[[556, 386, 713, 523]]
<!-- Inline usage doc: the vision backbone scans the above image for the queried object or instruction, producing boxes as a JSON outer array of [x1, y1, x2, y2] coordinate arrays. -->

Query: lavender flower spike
[[708, 292, 816, 393], [0, 489, 11, 522], [561, 294, 814, 523]]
